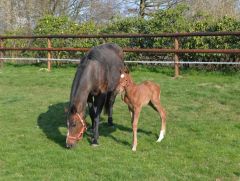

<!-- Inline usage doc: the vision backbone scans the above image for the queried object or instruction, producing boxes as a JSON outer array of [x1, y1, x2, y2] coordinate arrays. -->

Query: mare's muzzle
[[66, 125, 87, 148]]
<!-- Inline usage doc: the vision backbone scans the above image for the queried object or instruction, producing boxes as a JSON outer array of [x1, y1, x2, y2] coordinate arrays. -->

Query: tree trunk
[[139, 0, 146, 17]]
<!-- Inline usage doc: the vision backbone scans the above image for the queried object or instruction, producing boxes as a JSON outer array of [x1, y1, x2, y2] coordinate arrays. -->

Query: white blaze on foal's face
[[117, 73, 127, 93], [119, 73, 128, 88]]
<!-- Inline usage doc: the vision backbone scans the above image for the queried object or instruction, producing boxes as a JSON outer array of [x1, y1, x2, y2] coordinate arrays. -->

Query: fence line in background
[[1, 31, 240, 39], [0, 47, 239, 54], [0, 32, 239, 76], [1, 57, 240, 65]]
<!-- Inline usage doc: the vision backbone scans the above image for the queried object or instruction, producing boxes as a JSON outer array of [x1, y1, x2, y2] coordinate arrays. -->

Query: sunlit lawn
[[0, 64, 239, 180]]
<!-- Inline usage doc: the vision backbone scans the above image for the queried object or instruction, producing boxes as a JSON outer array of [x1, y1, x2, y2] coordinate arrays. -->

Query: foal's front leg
[[132, 108, 141, 151]]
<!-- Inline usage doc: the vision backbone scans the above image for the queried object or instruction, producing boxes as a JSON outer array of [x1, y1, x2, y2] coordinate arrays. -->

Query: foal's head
[[66, 105, 87, 148], [118, 68, 133, 92]]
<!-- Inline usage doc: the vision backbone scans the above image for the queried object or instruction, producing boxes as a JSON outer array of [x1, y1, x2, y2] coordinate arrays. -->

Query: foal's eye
[[71, 122, 77, 127]]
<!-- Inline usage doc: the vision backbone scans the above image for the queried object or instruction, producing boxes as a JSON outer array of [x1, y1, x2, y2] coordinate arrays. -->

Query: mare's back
[[87, 43, 123, 62], [71, 43, 124, 99], [86, 43, 124, 90]]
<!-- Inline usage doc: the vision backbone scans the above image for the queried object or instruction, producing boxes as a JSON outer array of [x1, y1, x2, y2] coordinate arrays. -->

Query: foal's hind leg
[[132, 107, 141, 151], [150, 94, 166, 142]]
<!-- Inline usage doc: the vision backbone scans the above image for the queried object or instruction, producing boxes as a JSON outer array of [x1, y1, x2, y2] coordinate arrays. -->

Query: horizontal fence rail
[[1, 47, 239, 54], [0, 31, 240, 39], [0, 31, 239, 76], [1, 57, 239, 65]]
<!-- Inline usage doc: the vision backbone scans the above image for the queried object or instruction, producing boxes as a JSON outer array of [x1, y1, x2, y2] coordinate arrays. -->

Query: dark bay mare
[[66, 43, 124, 148]]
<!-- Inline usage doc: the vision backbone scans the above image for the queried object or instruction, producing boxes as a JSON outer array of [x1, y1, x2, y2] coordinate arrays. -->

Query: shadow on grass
[[37, 102, 154, 148], [37, 102, 68, 148], [96, 122, 153, 147], [233, 172, 240, 177]]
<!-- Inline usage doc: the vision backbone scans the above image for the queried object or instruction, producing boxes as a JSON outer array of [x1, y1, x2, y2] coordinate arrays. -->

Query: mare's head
[[66, 105, 87, 148]]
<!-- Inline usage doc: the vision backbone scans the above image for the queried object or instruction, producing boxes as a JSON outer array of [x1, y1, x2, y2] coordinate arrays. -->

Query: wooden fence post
[[47, 38, 52, 71], [0, 39, 3, 68], [174, 37, 180, 77], [102, 38, 107, 43]]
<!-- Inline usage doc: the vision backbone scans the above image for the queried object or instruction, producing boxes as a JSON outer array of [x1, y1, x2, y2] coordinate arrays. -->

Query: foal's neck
[[124, 75, 136, 93]]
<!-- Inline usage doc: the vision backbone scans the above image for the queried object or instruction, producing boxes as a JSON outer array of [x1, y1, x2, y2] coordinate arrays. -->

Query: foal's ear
[[120, 66, 129, 75], [123, 65, 129, 74], [70, 105, 77, 114]]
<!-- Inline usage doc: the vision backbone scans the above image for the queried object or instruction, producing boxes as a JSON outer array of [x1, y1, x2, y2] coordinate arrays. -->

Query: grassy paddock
[[0, 64, 239, 180]]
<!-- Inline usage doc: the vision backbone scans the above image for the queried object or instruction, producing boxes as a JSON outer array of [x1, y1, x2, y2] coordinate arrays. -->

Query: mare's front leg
[[92, 93, 107, 146], [132, 107, 141, 151], [87, 96, 95, 129]]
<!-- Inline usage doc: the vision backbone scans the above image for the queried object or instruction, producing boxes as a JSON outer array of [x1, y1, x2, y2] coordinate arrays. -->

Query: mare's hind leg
[[92, 93, 107, 146], [105, 91, 117, 127], [150, 94, 166, 142]]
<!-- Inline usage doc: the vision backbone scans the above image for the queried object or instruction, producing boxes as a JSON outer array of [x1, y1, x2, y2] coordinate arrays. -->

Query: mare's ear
[[70, 105, 77, 114]]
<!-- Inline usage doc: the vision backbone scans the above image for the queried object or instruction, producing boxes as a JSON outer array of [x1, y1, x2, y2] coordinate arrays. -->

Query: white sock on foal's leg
[[157, 130, 165, 142], [132, 145, 137, 151]]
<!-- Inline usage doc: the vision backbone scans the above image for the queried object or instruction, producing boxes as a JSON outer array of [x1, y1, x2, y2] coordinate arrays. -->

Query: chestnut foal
[[119, 71, 166, 151]]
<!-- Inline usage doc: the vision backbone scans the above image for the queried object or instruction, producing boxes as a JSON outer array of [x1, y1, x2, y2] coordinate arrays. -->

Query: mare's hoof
[[91, 139, 99, 147], [92, 143, 99, 147], [107, 122, 115, 129], [107, 118, 114, 127], [108, 122, 114, 126]]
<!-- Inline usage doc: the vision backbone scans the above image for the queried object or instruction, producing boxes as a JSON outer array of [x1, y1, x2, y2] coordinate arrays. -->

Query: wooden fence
[[0, 31, 240, 76]]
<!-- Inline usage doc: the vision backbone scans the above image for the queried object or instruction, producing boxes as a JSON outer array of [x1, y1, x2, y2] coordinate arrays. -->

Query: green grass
[[0, 64, 239, 181]]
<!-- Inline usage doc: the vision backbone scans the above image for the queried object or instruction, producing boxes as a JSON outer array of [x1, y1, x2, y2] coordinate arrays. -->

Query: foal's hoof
[[156, 137, 164, 142], [156, 130, 165, 142]]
